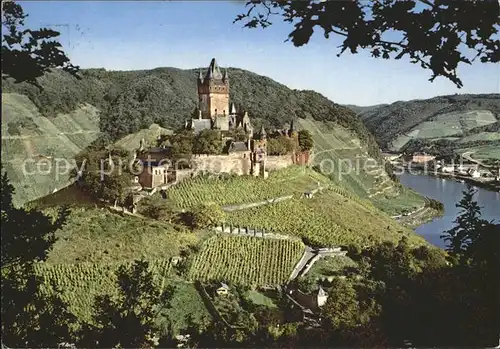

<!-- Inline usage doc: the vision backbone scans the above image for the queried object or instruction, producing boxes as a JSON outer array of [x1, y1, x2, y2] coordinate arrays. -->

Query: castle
[[136, 58, 302, 190], [185, 58, 253, 135], [184, 58, 298, 177]]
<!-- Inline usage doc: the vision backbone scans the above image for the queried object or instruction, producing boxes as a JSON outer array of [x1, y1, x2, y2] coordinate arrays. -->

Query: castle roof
[[259, 125, 267, 137], [318, 286, 327, 298], [204, 58, 223, 80], [213, 115, 229, 131], [191, 119, 212, 134], [230, 103, 237, 115], [137, 148, 171, 165], [229, 141, 249, 153]]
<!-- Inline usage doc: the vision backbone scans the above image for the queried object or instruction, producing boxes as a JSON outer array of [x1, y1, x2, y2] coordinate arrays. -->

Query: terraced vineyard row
[[329, 186, 376, 210], [35, 259, 172, 321], [166, 166, 329, 209], [225, 191, 426, 248], [188, 235, 305, 286]]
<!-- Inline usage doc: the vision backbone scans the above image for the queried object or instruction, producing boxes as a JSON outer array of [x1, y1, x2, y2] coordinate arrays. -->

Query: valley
[[2, 63, 490, 347]]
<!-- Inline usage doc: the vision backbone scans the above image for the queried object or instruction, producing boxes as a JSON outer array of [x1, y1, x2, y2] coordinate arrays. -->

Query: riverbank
[[396, 165, 500, 193], [396, 207, 444, 230], [397, 173, 500, 249], [429, 172, 500, 192], [392, 196, 444, 229]]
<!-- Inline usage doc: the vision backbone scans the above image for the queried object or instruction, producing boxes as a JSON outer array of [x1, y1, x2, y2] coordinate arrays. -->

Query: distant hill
[[344, 104, 388, 115], [349, 94, 500, 161], [1, 93, 100, 206], [3, 65, 412, 208]]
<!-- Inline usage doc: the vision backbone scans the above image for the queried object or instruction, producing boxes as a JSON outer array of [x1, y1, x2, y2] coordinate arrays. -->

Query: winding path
[[462, 151, 492, 169]]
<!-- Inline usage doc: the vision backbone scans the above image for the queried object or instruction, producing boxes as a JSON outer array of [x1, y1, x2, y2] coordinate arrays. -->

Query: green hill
[[1, 93, 100, 206], [3, 65, 418, 211], [352, 94, 500, 161]]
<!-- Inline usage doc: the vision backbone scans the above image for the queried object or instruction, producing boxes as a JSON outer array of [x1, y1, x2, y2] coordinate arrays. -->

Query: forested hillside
[[3, 67, 378, 155]]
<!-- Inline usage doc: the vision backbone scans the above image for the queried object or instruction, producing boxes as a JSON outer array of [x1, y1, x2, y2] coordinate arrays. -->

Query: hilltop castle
[[137, 58, 302, 190], [185, 58, 253, 135]]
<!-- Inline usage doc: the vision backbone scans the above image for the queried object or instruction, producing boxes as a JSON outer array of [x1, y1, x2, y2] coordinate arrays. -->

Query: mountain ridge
[[347, 93, 500, 161]]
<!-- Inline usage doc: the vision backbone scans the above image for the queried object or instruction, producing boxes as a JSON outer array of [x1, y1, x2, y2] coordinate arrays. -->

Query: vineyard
[[188, 235, 305, 286], [161, 166, 329, 209], [35, 259, 173, 321], [328, 185, 376, 210], [42, 207, 200, 265], [225, 190, 427, 248]]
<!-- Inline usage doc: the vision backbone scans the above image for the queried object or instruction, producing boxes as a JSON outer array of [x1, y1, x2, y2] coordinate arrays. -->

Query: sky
[[19, 1, 500, 106]]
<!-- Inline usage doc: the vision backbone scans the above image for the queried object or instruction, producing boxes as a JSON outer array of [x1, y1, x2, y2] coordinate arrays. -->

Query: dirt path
[[22, 139, 36, 158], [2, 130, 100, 140], [462, 151, 492, 168]]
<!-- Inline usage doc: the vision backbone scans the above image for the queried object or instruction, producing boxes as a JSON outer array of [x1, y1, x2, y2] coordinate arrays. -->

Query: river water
[[398, 173, 500, 248]]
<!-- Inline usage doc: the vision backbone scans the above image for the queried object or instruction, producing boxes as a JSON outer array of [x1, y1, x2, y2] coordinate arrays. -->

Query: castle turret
[[230, 103, 237, 115], [197, 58, 229, 119], [259, 125, 267, 139]]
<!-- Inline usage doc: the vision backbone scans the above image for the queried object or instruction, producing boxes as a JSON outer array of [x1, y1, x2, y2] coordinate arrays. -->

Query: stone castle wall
[[191, 152, 252, 175], [266, 154, 294, 171], [171, 150, 309, 184]]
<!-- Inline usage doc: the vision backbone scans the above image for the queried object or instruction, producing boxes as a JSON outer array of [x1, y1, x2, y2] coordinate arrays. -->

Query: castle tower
[[197, 58, 230, 119], [259, 125, 267, 140]]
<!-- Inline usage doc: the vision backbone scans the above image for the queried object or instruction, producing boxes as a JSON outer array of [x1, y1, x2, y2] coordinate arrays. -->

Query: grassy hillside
[[225, 190, 426, 248], [158, 166, 329, 209], [1, 93, 101, 206], [41, 207, 201, 265], [31, 206, 213, 330], [29, 165, 429, 331], [353, 94, 500, 161]]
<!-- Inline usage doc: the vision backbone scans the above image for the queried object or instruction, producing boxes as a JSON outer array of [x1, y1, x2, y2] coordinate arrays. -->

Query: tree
[[235, 0, 499, 88], [298, 129, 313, 151], [320, 278, 365, 345], [169, 130, 194, 167], [267, 135, 296, 155], [186, 203, 225, 229], [81, 259, 175, 348], [142, 203, 174, 222], [227, 128, 249, 142], [1, 172, 76, 347], [1, 1, 79, 86], [74, 149, 134, 207], [193, 129, 223, 155], [0, 172, 68, 270], [440, 185, 488, 257]]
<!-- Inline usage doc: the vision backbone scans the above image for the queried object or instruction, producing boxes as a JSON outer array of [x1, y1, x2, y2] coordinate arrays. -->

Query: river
[[398, 173, 500, 248]]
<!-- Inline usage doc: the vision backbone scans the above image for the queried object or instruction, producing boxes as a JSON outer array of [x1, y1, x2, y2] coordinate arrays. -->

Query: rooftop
[[229, 141, 249, 152]]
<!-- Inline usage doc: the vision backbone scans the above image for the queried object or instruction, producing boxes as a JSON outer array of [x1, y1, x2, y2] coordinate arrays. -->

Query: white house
[[317, 286, 329, 307], [469, 169, 481, 178], [441, 166, 455, 173]]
